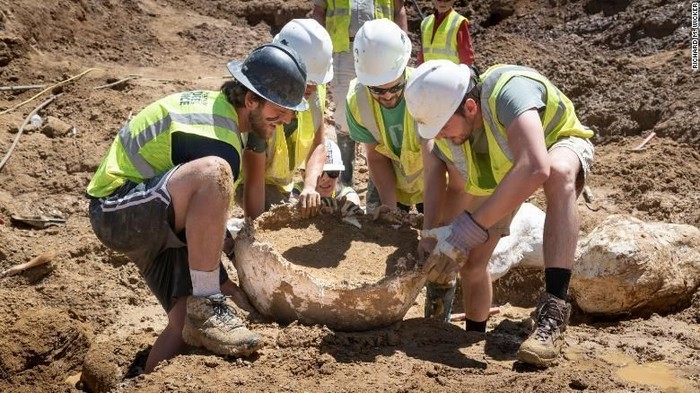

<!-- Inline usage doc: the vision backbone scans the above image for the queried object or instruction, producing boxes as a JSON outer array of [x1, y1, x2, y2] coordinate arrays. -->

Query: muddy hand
[[299, 188, 321, 218], [423, 252, 460, 285], [372, 205, 394, 221]]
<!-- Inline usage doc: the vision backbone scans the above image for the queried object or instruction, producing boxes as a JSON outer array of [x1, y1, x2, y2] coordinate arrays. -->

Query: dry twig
[[0, 251, 56, 278], [0, 68, 96, 116], [0, 84, 48, 92], [94, 74, 141, 90], [629, 132, 656, 151], [0, 94, 63, 171]]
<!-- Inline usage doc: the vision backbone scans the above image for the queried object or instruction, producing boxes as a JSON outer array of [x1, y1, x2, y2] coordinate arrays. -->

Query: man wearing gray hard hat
[[86, 43, 307, 372]]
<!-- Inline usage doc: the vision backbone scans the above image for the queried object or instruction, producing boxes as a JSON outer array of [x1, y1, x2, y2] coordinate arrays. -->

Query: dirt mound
[[0, 0, 698, 391]]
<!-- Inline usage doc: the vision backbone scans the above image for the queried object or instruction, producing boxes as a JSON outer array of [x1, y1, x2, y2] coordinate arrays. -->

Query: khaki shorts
[[549, 136, 595, 194]]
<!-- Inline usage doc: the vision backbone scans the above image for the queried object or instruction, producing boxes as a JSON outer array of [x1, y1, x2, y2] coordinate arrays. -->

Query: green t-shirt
[[347, 99, 406, 157]]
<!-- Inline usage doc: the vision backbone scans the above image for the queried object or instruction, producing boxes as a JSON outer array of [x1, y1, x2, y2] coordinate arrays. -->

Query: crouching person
[[85, 44, 308, 372], [405, 60, 595, 367]]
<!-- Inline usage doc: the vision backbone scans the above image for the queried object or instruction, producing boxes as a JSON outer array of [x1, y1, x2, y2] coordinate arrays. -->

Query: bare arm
[[393, 0, 408, 32], [302, 124, 327, 192], [421, 138, 447, 230], [471, 109, 550, 227], [312, 4, 326, 27], [298, 123, 326, 217], [242, 149, 267, 219], [365, 142, 398, 208]]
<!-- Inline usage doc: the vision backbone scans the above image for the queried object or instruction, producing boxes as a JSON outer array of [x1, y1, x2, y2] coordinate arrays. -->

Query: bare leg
[[542, 148, 582, 270], [145, 297, 187, 373], [459, 236, 499, 322], [167, 157, 232, 272]]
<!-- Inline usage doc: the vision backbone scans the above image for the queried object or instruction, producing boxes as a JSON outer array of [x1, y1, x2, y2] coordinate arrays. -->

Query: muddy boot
[[182, 294, 263, 357], [516, 292, 572, 367], [424, 280, 457, 323]]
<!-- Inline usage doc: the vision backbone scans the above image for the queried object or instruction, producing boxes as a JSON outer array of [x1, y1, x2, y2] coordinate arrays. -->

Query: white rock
[[489, 203, 545, 280], [571, 215, 700, 315]]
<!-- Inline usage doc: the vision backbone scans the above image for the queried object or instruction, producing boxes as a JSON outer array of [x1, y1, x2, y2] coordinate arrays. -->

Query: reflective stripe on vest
[[87, 91, 242, 198], [421, 11, 466, 63], [436, 65, 593, 196], [326, 0, 394, 53], [348, 70, 424, 205], [264, 85, 327, 191]]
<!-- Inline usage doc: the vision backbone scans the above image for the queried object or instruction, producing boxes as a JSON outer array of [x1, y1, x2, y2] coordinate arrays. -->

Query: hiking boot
[[516, 292, 572, 367], [424, 280, 457, 323], [182, 294, 263, 357]]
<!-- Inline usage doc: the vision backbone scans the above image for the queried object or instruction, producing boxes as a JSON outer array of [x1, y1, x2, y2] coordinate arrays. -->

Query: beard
[[248, 106, 273, 140], [377, 91, 404, 109]]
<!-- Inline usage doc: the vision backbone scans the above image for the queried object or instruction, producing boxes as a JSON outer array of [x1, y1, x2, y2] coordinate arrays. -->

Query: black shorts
[[88, 167, 228, 312]]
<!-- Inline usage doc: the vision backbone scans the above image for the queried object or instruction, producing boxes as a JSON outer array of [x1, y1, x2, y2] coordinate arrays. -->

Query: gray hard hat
[[227, 43, 308, 111]]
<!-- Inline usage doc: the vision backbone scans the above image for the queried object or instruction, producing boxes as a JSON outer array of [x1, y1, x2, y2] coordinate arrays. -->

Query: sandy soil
[[0, 0, 698, 392]]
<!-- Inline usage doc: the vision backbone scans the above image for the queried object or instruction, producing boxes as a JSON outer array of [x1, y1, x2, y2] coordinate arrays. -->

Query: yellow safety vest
[[264, 85, 327, 192], [421, 10, 467, 63], [347, 68, 424, 205], [436, 65, 594, 196], [325, 0, 394, 53], [87, 91, 244, 198]]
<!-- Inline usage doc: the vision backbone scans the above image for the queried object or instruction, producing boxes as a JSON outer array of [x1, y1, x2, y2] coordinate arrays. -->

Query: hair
[[453, 66, 482, 117], [221, 79, 263, 108]]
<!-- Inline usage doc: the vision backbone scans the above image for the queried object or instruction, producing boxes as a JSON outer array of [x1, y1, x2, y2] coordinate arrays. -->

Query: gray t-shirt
[[470, 76, 547, 154], [314, 0, 377, 37]]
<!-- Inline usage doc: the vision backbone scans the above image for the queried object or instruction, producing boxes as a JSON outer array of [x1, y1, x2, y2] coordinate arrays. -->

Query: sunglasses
[[324, 170, 340, 178], [368, 82, 406, 96]]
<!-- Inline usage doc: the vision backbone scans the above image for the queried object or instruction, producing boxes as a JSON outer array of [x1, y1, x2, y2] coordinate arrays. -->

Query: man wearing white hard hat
[[238, 19, 335, 219], [404, 59, 595, 368], [345, 19, 425, 216], [313, 0, 408, 188]]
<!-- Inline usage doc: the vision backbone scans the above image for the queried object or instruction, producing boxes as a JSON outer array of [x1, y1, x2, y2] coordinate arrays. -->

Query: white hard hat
[[405, 60, 473, 139], [353, 19, 411, 87], [273, 19, 334, 85], [323, 139, 345, 171]]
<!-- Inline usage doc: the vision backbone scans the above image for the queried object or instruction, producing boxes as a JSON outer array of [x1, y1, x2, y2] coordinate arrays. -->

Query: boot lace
[[533, 298, 566, 342], [209, 295, 244, 329]]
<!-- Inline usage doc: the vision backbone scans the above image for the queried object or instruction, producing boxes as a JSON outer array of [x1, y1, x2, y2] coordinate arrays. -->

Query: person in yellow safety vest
[[312, 0, 407, 188], [86, 44, 308, 373], [290, 139, 363, 216], [346, 19, 424, 215], [417, 0, 474, 66], [405, 60, 595, 368], [239, 19, 334, 219]]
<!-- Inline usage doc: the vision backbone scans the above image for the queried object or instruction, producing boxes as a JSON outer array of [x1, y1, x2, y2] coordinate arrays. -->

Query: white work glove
[[421, 212, 489, 284], [339, 196, 364, 217]]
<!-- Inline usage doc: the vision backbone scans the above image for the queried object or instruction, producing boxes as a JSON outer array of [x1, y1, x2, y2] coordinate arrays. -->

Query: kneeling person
[[86, 44, 308, 372]]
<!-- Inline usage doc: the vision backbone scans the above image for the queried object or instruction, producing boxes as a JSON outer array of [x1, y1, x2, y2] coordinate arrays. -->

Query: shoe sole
[[182, 324, 263, 357], [516, 347, 557, 368]]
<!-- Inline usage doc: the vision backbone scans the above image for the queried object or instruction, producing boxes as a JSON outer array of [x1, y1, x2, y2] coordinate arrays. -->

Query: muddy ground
[[0, 0, 699, 392]]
